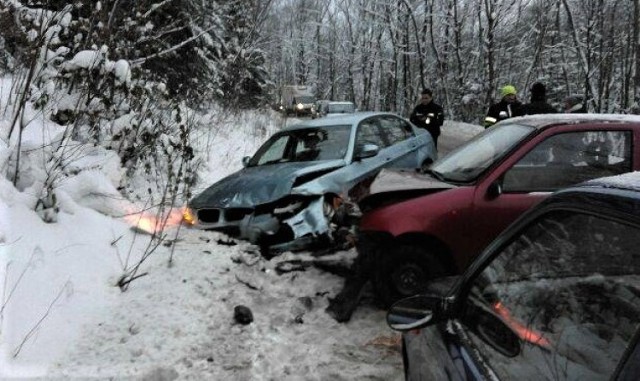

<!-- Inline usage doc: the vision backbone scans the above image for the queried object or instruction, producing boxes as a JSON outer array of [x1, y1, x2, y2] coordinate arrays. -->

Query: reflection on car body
[[184, 112, 437, 253], [357, 114, 640, 307], [387, 172, 640, 380]]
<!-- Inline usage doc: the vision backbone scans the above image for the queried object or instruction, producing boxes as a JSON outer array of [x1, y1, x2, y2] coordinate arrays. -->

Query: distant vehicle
[[321, 101, 357, 117], [358, 114, 640, 307], [183, 112, 437, 253], [280, 85, 316, 116], [387, 172, 640, 380]]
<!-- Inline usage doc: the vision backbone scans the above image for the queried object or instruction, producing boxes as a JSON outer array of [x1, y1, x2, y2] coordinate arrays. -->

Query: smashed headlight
[[268, 197, 310, 218], [273, 200, 304, 215]]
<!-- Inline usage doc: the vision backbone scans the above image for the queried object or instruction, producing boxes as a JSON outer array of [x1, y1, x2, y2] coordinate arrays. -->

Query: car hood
[[369, 168, 456, 194], [359, 168, 457, 210], [189, 160, 345, 209]]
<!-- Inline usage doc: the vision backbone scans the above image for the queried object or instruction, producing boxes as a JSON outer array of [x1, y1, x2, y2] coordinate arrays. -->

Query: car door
[[452, 208, 640, 380], [468, 126, 634, 262], [377, 115, 424, 169]]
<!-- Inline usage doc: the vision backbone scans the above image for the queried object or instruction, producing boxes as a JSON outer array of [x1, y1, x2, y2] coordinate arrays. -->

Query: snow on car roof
[[507, 113, 640, 128], [583, 171, 640, 192]]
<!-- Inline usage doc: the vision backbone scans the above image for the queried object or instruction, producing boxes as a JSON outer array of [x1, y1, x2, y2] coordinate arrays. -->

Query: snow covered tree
[[216, 0, 271, 108]]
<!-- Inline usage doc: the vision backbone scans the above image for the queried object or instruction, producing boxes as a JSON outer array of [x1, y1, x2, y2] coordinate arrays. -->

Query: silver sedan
[[184, 112, 437, 253]]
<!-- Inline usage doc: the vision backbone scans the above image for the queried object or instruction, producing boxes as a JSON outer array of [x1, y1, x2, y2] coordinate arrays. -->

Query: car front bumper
[[186, 197, 332, 252]]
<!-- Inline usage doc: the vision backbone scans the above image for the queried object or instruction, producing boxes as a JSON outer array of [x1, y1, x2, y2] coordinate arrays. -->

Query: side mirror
[[242, 156, 251, 167], [387, 294, 452, 331], [355, 143, 380, 160], [486, 180, 503, 199]]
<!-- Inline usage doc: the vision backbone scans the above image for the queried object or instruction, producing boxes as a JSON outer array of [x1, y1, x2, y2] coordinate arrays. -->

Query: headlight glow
[[296, 103, 304, 110], [183, 207, 196, 225]]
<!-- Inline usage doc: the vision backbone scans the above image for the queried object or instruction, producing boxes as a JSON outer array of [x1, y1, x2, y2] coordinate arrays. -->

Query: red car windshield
[[430, 123, 535, 182]]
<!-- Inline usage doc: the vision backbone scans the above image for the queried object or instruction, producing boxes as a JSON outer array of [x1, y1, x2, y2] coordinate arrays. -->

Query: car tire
[[373, 244, 448, 308]]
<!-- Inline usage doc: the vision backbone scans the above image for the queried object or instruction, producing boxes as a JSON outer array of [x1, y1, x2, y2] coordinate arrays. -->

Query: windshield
[[295, 96, 315, 104], [248, 125, 352, 166], [465, 210, 640, 379], [431, 123, 535, 182]]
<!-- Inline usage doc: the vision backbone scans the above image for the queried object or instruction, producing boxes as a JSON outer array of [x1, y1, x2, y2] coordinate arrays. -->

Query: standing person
[[520, 82, 557, 115], [563, 95, 587, 113], [484, 84, 522, 128], [409, 89, 445, 149]]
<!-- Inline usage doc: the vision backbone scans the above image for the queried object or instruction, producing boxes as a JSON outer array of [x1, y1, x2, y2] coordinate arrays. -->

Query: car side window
[[502, 131, 632, 192], [462, 210, 640, 380], [379, 116, 414, 145], [356, 119, 386, 148]]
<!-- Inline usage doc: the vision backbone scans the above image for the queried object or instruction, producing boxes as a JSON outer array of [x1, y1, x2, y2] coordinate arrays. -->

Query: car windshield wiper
[[261, 158, 289, 166], [424, 168, 446, 182]]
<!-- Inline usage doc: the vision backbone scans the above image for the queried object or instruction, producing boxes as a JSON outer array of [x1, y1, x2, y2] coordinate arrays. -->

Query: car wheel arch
[[395, 233, 458, 274], [373, 233, 457, 307]]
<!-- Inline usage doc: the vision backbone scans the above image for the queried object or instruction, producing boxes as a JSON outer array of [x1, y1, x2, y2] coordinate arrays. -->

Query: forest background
[[4, 0, 640, 120]]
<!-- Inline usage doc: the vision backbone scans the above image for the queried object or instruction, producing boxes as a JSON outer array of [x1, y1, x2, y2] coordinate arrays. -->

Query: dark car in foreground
[[184, 112, 437, 253], [387, 172, 640, 380], [357, 114, 640, 306]]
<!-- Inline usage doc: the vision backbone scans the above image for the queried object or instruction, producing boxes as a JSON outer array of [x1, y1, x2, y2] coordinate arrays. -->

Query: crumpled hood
[[369, 168, 456, 194], [189, 160, 345, 209], [359, 168, 457, 210]]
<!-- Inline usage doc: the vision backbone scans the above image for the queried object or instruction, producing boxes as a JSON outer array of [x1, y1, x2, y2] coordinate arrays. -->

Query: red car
[[357, 114, 640, 307]]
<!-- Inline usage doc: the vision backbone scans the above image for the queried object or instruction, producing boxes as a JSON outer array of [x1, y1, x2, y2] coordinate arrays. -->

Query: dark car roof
[[283, 112, 402, 131], [533, 171, 640, 222], [504, 113, 640, 130]]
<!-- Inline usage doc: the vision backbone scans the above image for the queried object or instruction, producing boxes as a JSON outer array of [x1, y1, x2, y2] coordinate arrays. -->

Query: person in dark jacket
[[520, 82, 557, 115], [484, 84, 522, 128], [409, 88, 445, 148], [563, 95, 587, 113]]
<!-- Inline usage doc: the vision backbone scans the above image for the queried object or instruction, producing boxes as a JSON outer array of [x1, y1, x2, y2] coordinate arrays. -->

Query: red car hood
[[359, 168, 457, 211], [370, 168, 456, 193]]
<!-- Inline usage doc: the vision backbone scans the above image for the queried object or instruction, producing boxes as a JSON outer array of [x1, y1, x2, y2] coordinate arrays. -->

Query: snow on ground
[[0, 94, 482, 380]]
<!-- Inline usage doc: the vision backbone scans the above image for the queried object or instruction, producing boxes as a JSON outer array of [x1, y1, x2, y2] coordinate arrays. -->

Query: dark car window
[[295, 96, 315, 104], [356, 119, 386, 148], [503, 131, 632, 192], [462, 210, 640, 380], [379, 116, 414, 145]]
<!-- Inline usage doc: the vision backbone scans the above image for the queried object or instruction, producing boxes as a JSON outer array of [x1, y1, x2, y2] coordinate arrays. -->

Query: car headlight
[[183, 207, 196, 225], [296, 103, 304, 110]]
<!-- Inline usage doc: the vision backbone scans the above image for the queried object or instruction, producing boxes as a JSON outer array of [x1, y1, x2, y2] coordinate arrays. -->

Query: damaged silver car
[[183, 112, 437, 253]]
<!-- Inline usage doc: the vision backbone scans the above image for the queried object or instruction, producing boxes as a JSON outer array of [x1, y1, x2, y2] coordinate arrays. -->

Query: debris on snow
[[233, 305, 253, 325]]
